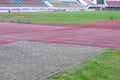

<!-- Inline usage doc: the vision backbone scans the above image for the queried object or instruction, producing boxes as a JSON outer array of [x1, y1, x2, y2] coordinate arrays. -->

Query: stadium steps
[[12, 0, 23, 6], [44, 1, 53, 7]]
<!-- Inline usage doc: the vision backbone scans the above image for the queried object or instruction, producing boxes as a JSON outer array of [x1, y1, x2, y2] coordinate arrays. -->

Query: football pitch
[[0, 11, 120, 24]]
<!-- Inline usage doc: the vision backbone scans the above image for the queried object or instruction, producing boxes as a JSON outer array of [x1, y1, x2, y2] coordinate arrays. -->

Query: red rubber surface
[[0, 20, 120, 49]]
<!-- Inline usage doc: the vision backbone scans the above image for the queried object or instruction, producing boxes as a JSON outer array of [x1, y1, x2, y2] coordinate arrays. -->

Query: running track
[[0, 20, 120, 49]]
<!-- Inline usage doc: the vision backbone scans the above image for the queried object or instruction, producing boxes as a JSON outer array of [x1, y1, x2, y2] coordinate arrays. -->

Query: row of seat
[[106, 1, 120, 6], [0, 0, 120, 7], [51, 1, 80, 7], [0, 0, 17, 7], [83, 0, 120, 6], [0, 0, 48, 7], [0, 0, 81, 7], [21, 0, 47, 7], [84, 0, 95, 5]]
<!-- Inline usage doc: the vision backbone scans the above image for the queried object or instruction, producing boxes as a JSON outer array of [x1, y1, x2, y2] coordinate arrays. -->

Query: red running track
[[0, 20, 120, 49]]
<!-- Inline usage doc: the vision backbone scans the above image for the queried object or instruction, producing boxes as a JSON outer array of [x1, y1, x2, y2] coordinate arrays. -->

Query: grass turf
[[0, 11, 120, 24], [42, 50, 120, 80]]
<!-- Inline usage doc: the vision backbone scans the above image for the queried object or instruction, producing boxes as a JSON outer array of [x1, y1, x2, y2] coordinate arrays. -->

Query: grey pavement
[[0, 42, 106, 80]]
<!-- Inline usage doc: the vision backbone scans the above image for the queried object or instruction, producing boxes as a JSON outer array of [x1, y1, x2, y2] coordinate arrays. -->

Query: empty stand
[[0, 0, 18, 7], [22, 0, 47, 7], [68, 2, 80, 7], [51, 1, 68, 7], [84, 0, 95, 5], [106, 1, 120, 6]]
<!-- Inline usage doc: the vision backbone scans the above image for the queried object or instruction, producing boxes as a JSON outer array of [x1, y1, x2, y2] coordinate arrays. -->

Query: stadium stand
[[83, 0, 95, 5], [68, 2, 80, 7], [0, 0, 119, 12], [0, 0, 18, 7], [51, 0, 81, 7], [62, 1, 81, 7], [0, 0, 86, 7], [21, 0, 48, 7], [12, 0, 23, 6], [105, 0, 120, 10], [78, 0, 96, 9], [106, 0, 120, 6], [51, 1, 68, 7], [0, 0, 48, 7]]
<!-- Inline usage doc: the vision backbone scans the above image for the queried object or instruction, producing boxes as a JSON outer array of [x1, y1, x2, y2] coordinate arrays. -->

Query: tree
[[97, 0, 105, 4]]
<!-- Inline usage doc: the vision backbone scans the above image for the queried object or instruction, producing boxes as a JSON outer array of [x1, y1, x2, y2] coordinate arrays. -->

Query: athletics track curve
[[0, 20, 120, 49]]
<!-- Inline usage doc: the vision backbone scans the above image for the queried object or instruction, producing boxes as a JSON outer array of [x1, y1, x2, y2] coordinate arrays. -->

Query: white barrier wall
[[0, 7, 95, 13]]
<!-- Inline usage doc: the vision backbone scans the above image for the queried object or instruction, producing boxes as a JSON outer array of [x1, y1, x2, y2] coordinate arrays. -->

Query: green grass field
[[0, 11, 120, 24], [43, 50, 120, 80]]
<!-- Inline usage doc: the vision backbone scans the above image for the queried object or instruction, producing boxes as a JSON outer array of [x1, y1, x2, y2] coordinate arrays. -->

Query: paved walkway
[[0, 42, 105, 80]]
